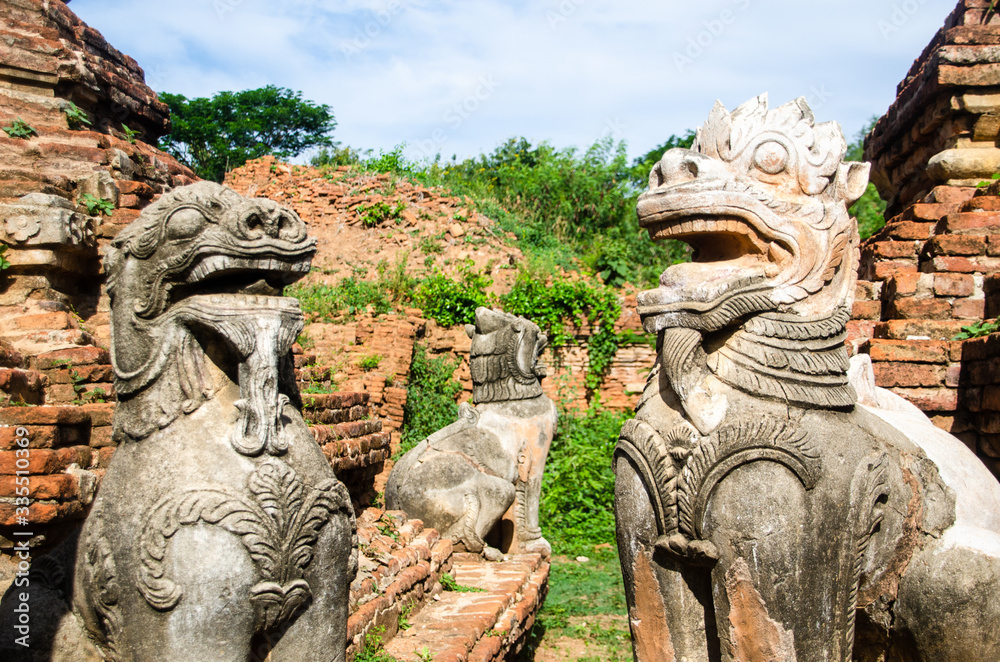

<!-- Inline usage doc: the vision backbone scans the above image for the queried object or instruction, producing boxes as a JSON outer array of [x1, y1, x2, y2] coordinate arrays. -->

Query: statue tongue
[[184, 294, 304, 456]]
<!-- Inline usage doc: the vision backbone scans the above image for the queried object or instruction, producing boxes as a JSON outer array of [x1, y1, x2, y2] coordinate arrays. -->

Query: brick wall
[[856, 0, 1000, 480]]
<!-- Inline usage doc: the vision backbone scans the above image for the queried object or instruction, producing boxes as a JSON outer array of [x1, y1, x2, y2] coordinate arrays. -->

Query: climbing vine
[[499, 272, 620, 391]]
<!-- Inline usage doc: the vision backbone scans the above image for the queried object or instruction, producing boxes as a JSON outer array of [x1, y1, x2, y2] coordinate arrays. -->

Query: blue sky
[[71, 0, 955, 163]]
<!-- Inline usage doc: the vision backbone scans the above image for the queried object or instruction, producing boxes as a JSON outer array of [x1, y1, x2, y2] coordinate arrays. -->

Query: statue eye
[[752, 141, 789, 175], [165, 208, 207, 240]]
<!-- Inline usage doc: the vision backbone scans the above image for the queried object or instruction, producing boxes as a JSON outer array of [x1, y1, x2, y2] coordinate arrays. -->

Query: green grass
[[515, 549, 631, 661]]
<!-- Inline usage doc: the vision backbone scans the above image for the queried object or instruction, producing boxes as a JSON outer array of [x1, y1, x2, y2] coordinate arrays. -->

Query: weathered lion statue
[[386, 307, 557, 559], [614, 95, 1000, 661], [0, 182, 357, 661]]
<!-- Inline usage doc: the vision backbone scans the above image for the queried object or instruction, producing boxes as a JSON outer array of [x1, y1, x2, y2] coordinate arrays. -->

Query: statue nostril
[[245, 213, 262, 232], [683, 159, 699, 178]]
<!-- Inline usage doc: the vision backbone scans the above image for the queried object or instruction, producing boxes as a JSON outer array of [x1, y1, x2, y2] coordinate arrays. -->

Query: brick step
[[347, 512, 454, 659], [7, 332, 98, 361], [0, 87, 69, 129], [383, 553, 548, 662]]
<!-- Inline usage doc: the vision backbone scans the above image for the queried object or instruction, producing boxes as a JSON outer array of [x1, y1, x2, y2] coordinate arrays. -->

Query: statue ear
[[465, 324, 475, 339], [840, 161, 871, 207]]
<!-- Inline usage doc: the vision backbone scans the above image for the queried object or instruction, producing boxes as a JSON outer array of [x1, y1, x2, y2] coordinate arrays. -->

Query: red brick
[[867, 339, 948, 364], [0, 473, 77, 500], [983, 386, 1000, 411], [0, 446, 91, 474], [14, 312, 75, 330], [115, 180, 155, 197], [929, 185, 975, 205], [927, 235, 988, 256], [855, 280, 881, 301], [36, 142, 107, 164], [872, 261, 918, 279], [885, 221, 934, 240], [889, 387, 958, 411], [904, 202, 954, 222], [927, 255, 1000, 273], [875, 319, 968, 341], [939, 211, 1000, 234], [0, 406, 89, 426], [871, 241, 920, 259], [873, 362, 946, 388], [946, 363, 962, 388], [968, 357, 1000, 385], [980, 435, 1000, 459], [886, 272, 921, 297], [0, 500, 83, 527], [81, 402, 115, 427], [934, 273, 975, 297], [952, 298, 986, 319], [964, 196, 1000, 212], [94, 446, 115, 468], [107, 208, 141, 226], [852, 300, 881, 320], [34, 346, 109, 369], [891, 298, 952, 320], [88, 426, 115, 448]]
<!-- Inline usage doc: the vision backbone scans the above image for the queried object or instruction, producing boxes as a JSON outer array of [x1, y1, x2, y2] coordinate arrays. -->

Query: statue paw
[[522, 536, 551, 556], [483, 545, 505, 562]]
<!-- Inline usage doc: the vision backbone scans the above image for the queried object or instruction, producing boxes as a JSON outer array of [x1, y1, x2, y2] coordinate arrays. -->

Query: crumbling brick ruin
[[854, 0, 1000, 478]]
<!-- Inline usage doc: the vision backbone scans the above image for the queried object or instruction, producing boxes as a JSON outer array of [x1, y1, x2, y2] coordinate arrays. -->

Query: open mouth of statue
[[169, 254, 313, 307], [636, 213, 792, 306], [634, 188, 796, 328]]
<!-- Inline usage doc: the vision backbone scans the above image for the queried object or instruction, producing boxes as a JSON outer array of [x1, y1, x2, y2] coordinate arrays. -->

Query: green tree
[[159, 86, 335, 181], [627, 129, 696, 190], [845, 117, 887, 240]]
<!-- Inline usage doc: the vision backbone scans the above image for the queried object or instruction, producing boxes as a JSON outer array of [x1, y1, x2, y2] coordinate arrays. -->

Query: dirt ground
[[527, 615, 631, 662]]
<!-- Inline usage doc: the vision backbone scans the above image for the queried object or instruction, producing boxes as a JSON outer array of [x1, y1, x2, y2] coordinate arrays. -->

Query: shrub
[[78, 193, 115, 216], [288, 277, 392, 321], [358, 200, 405, 227], [3, 118, 37, 139], [539, 405, 629, 556], [414, 267, 491, 327], [62, 102, 93, 129], [399, 344, 462, 455], [500, 271, 620, 390]]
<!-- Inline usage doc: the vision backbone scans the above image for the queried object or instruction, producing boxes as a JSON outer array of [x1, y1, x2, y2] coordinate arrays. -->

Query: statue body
[[614, 95, 1000, 661], [4, 182, 357, 662], [386, 308, 557, 559]]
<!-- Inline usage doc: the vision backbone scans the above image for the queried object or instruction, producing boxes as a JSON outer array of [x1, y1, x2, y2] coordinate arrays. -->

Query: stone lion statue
[[613, 95, 1000, 661], [386, 307, 557, 560], [0, 182, 357, 661]]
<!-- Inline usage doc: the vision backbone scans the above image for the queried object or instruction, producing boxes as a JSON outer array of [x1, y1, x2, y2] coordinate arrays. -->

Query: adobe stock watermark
[[4, 424, 33, 648], [674, 0, 752, 72], [213, 0, 245, 20], [411, 75, 501, 160], [602, 117, 627, 141], [340, 0, 408, 61], [805, 84, 834, 113], [876, 0, 932, 40], [546, 0, 588, 31]]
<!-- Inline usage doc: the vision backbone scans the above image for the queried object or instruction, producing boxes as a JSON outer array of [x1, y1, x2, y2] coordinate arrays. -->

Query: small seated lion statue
[[385, 307, 557, 560]]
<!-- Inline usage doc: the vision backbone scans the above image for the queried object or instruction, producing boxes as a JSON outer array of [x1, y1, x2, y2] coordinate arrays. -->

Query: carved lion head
[[635, 94, 870, 334], [466, 307, 548, 403]]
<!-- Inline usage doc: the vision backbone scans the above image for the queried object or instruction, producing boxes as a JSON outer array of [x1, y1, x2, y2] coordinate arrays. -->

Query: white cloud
[[70, 0, 955, 161]]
